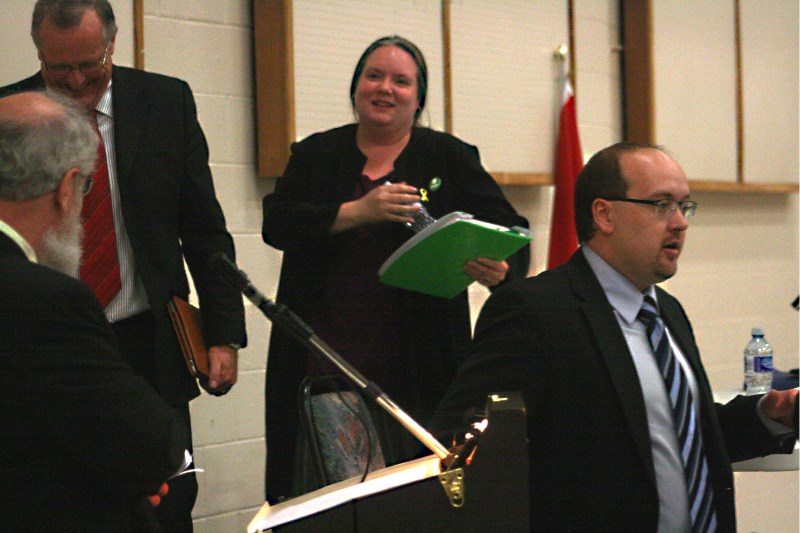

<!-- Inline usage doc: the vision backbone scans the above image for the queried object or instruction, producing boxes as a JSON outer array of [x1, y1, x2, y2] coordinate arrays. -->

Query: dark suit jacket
[[431, 249, 792, 532], [0, 233, 188, 532], [0, 67, 246, 403]]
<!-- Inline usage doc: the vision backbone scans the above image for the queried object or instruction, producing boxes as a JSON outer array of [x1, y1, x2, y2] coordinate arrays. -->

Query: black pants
[[113, 311, 197, 533]]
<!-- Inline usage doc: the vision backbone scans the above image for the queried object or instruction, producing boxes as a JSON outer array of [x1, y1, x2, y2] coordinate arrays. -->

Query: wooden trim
[[621, 0, 654, 143], [733, 0, 744, 184], [491, 172, 553, 186], [689, 180, 798, 194], [247, 2, 795, 192], [620, 0, 795, 193], [567, 0, 577, 91], [253, 0, 295, 178], [493, 175, 796, 192], [133, 0, 144, 69], [442, 0, 453, 134], [488, 174, 792, 192]]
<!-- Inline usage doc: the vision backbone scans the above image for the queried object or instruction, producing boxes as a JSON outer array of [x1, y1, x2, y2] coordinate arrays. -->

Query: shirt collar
[[95, 79, 113, 119], [581, 245, 657, 325], [0, 218, 37, 263]]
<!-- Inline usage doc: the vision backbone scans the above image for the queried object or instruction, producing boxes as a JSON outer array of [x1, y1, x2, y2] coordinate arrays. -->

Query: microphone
[[210, 252, 314, 342], [209, 253, 454, 465], [209, 251, 249, 291]]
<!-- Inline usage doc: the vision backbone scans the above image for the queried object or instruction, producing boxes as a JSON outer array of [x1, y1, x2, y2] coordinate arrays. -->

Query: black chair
[[298, 375, 386, 489]]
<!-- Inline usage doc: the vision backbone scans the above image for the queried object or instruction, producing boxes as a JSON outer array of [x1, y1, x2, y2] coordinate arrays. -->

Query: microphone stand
[[211, 253, 454, 466]]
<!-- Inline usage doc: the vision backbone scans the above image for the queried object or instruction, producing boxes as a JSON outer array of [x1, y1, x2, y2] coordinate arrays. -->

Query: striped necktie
[[79, 136, 121, 308], [638, 295, 716, 532]]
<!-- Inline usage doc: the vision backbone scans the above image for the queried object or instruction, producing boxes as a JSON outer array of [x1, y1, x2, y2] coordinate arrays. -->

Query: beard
[[37, 205, 83, 277]]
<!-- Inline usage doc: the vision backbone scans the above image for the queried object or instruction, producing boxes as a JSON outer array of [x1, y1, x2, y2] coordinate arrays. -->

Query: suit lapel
[[656, 291, 699, 367], [9, 73, 46, 93], [567, 251, 656, 480], [110, 67, 147, 195], [657, 291, 713, 406], [657, 293, 725, 432], [656, 287, 733, 496]]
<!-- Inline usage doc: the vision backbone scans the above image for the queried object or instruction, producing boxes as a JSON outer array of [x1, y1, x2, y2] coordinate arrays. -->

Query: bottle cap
[[751, 326, 765, 336]]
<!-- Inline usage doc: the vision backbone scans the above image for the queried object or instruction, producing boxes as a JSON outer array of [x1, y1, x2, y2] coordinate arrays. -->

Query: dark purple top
[[306, 175, 413, 403]]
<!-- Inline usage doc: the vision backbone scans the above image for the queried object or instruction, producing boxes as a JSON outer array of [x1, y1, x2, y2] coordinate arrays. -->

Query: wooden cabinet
[[624, 0, 798, 192]]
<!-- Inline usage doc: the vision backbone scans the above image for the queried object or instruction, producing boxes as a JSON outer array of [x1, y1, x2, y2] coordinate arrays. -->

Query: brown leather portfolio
[[167, 296, 211, 385]]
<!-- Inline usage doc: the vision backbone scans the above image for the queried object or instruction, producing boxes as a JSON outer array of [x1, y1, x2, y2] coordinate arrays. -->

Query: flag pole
[[553, 43, 569, 99], [547, 43, 583, 270]]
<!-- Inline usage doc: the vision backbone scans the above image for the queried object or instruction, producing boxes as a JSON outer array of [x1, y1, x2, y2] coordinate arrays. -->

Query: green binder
[[378, 212, 531, 299]]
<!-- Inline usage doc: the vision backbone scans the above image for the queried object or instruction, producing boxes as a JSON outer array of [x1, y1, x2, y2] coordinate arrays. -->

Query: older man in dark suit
[[431, 142, 798, 532], [0, 89, 189, 532], [0, 2, 247, 530]]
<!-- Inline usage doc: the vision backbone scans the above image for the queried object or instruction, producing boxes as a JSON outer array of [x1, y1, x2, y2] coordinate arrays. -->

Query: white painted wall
[[1, 1, 796, 531]]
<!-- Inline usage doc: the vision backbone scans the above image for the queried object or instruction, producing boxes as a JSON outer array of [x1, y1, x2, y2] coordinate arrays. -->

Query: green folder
[[378, 212, 531, 299]]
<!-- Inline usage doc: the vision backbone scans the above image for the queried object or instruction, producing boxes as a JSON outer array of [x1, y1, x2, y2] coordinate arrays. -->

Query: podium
[[248, 393, 529, 532]]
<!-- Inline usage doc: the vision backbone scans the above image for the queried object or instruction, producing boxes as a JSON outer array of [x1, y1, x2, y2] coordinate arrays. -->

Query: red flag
[[547, 78, 583, 269]]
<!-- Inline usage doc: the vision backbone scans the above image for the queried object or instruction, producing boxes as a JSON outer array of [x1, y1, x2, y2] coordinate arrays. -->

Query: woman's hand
[[331, 182, 420, 233], [465, 258, 509, 288]]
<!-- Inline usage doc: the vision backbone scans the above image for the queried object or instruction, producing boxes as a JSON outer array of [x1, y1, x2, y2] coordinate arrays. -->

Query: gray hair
[[31, 0, 118, 48], [0, 90, 98, 201]]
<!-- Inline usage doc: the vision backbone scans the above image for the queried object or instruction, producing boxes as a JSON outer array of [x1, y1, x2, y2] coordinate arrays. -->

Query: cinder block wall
[[0, 1, 794, 531]]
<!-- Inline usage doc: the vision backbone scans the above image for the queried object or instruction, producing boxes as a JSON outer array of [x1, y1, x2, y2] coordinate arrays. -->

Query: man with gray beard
[[0, 90, 188, 532]]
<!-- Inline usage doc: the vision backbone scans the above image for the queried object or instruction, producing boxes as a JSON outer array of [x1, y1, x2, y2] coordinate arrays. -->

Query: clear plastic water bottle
[[383, 181, 437, 233], [405, 202, 436, 233], [743, 326, 773, 395]]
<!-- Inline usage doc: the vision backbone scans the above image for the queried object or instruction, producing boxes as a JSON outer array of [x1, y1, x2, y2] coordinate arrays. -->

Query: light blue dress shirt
[[583, 245, 694, 532]]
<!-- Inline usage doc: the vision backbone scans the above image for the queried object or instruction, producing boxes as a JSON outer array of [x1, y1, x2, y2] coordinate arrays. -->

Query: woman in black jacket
[[261, 35, 529, 503]]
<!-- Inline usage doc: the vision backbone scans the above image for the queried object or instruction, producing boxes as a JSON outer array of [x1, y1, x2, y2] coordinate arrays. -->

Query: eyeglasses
[[81, 176, 94, 196], [41, 43, 110, 77], [605, 198, 698, 220]]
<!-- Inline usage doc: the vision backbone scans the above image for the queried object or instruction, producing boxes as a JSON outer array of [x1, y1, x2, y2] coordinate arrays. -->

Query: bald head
[[0, 90, 69, 129], [0, 91, 97, 276], [0, 90, 97, 202]]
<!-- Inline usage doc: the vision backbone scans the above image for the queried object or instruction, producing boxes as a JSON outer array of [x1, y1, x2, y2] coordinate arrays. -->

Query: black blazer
[[431, 249, 791, 532], [0, 67, 246, 403], [0, 233, 188, 532]]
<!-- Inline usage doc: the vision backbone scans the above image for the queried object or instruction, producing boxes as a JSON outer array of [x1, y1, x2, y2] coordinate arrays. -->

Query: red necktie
[[80, 139, 121, 308]]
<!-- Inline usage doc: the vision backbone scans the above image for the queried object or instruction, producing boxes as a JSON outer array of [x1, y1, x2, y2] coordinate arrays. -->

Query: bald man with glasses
[[431, 142, 798, 532]]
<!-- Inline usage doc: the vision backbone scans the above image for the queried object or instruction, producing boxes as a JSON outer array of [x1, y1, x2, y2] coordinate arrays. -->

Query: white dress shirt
[[95, 82, 150, 323]]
